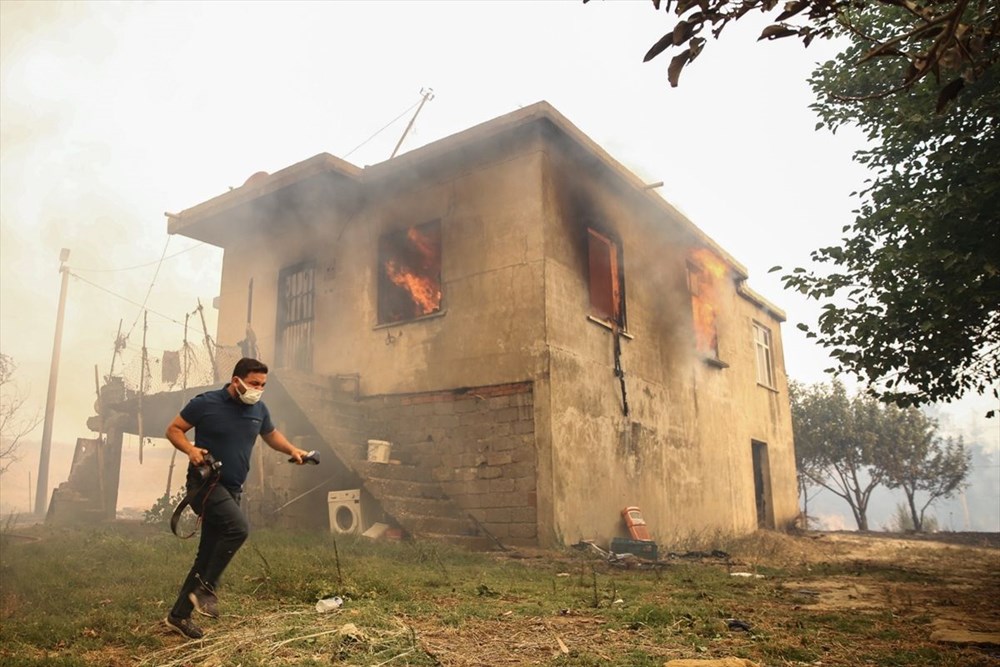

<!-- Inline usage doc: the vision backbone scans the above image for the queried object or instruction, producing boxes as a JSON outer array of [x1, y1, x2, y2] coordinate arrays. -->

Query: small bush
[[143, 489, 186, 526]]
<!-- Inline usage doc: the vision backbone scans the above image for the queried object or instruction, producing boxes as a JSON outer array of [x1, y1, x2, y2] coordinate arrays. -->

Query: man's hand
[[188, 447, 210, 467], [287, 447, 309, 465], [262, 429, 313, 464]]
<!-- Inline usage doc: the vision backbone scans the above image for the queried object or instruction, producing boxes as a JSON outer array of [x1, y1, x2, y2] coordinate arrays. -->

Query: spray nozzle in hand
[[289, 450, 320, 465]]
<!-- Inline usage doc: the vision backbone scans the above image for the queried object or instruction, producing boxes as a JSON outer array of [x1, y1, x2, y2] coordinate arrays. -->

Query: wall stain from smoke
[[615, 419, 658, 480]]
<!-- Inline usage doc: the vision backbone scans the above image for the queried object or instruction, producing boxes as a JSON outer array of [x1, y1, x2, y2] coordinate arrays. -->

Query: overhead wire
[[343, 98, 422, 159], [68, 94, 427, 366], [72, 241, 209, 273], [68, 271, 191, 330], [124, 236, 172, 341]]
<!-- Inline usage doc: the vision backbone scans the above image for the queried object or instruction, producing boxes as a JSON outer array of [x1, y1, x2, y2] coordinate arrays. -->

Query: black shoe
[[165, 614, 204, 640], [189, 585, 219, 618]]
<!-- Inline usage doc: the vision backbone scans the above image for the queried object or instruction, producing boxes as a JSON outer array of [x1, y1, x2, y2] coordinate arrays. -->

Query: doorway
[[751, 440, 774, 529]]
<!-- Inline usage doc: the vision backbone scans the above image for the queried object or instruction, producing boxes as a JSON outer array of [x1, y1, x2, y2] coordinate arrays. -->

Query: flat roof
[[167, 101, 748, 279]]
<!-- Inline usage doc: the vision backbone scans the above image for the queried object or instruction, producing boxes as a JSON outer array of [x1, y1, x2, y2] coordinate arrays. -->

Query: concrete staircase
[[358, 460, 493, 549], [273, 370, 492, 549]]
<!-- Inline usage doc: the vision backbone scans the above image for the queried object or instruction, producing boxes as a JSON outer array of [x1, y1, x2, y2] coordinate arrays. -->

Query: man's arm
[[165, 414, 208, 466], [261, 428, 310, 464]]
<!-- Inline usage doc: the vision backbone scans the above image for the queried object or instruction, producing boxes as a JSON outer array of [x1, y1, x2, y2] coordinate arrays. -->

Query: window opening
[[753, 322, 775, 387], [378, 220, 442, 324], [687, 248, 727, 361], [587, 228, 626, 328], [276, 262, 314, 372]]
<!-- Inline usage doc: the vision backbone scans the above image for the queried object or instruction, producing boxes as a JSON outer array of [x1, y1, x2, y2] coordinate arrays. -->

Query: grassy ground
[[1, 522, 997, 666]]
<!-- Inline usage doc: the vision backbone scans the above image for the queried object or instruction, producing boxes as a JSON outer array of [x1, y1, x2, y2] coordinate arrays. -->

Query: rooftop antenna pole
[[35, 248, 71, 516], [390, 87, 434, 159]]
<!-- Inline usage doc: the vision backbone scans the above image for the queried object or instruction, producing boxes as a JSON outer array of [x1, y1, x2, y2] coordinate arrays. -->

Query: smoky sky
[[1, 1, 995, 515]]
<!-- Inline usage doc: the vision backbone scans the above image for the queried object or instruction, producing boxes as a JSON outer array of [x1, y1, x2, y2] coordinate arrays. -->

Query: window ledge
[[587, 316, 634, 339], [374, 309, 447, 330], [757, 382, 779, 393], [703, 356, 729, 369]]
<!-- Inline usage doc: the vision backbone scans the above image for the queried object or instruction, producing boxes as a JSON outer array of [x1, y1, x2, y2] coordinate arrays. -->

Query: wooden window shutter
[[588, 229, 620, 323]]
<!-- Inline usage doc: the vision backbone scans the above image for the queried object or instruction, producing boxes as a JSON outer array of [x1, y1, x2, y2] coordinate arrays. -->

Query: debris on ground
[[725, 618, 753, 633], [315, 596, 343, 613]]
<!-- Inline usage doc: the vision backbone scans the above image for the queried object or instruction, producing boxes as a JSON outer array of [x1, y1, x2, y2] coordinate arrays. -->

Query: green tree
[[600, 0, 1000, 408], [790, 380, 888, 530], [790, 381, 826, 527], [627, 0, 998, 108], [791, 380, 973, 530], [888, 502, 939, 532], [778, 3, 1000, 410], [0, 353, 41, 476], [879, 406, 971, 530]]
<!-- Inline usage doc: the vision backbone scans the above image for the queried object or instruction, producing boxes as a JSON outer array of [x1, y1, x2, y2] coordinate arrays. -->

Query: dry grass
[[1, 525, 998, 666], [139, 609, 417, 667]]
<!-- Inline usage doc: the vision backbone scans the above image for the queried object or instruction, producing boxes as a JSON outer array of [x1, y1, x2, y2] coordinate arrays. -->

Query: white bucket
[[367, 439, 392, 463]]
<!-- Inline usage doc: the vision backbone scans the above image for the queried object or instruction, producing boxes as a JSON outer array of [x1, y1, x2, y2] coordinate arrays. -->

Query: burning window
[[687, 248, 728, 360], [753, 322, 775, 387], [378, 220, 442, 324], [587, 228, 626, 327]]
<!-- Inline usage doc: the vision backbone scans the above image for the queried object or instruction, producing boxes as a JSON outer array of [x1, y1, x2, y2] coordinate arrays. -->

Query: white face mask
[[237, 377, 264, 405]]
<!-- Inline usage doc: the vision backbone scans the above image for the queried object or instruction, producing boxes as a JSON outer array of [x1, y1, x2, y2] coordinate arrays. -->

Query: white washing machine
[[327, 489, 364, 535]]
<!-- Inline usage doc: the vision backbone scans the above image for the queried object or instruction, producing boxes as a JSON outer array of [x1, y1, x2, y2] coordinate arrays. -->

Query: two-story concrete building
[[61, 102, 797, 549]]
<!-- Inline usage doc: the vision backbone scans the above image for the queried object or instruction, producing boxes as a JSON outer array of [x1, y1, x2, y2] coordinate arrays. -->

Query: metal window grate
[[276, 262, 314, 371]]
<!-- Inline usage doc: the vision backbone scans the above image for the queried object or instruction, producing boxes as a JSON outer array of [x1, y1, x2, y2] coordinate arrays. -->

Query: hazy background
[[1, 1, 996, 527]]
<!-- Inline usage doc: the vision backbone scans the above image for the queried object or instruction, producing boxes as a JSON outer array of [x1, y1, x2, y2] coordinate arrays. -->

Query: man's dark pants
[[170, 473, 248, 619]]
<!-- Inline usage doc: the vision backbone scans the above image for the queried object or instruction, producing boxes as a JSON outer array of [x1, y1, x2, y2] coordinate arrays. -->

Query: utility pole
[[138, 310, 148, 464], [35, 248, 70, 515], [164, 313, 190, 498], [390, 87, 434, 159]]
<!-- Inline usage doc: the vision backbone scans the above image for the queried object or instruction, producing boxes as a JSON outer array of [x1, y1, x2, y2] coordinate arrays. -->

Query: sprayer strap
[[170, 474, 218, 539], [169, 495, 194, 538]]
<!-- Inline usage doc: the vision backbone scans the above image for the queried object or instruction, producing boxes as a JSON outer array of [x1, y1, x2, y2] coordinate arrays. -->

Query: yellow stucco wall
[[200, 120, 797, 548], [540, 141, 798, 545]]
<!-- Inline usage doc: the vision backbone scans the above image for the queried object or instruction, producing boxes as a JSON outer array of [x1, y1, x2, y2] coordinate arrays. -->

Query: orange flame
[[688, 248, 728, 357], [385, 259, 441, 314], [691, 296, 718, 356], [689, 248, 728, 280]]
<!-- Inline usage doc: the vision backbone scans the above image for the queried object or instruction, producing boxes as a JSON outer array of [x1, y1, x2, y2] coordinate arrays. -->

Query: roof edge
[[737, 281, 787, 322], [167, 153, 363, 234]]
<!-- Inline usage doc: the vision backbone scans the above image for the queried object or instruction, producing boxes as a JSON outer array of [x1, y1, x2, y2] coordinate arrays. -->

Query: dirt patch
[[404, 613, 623, 666], [779, 531, 1000, 651]]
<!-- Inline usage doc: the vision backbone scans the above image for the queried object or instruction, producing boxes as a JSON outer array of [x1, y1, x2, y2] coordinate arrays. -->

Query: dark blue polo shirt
[[181, 385, 275, 490]]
